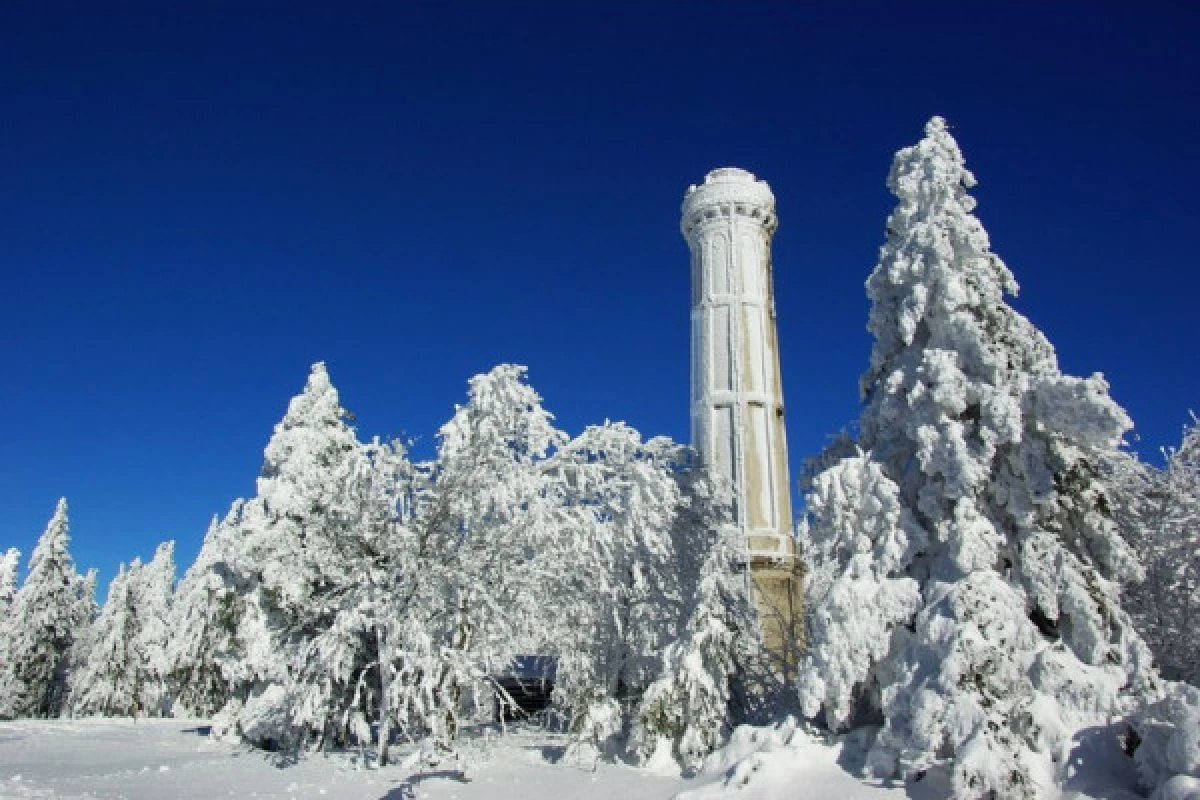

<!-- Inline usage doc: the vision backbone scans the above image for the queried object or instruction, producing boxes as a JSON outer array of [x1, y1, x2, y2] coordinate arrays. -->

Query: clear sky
[[3, 2, 1198, 591]]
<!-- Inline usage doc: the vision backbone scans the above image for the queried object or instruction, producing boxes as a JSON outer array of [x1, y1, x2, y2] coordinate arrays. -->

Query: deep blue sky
[[3, 2, 1197, 590]]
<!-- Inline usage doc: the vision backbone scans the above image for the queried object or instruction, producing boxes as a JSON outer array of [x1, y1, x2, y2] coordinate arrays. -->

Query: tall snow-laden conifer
[[798, 118, 1157, 799], [0, 499, 90, 718], [246, 361, 363, 619], [221, 362, 366, 742]]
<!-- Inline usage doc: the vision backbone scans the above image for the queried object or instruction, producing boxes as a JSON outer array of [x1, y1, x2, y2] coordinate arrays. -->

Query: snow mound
[[1133, 682, 1200, 799], [677, 720, 917, 800]]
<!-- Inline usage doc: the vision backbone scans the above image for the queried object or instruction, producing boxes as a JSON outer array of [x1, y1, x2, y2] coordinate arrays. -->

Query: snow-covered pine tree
[[287, 437, 420, 763], [424, 364, 568, 738], [244, 361, 364, 623], [133, 541, 175, 715], [0, 499, 90, 718], [296, 365, 574, 761], [548, 423, 686, 736], [0, 548, 20, 622], [71, 562, 140, 717], [798, 117, 1157, 799], [62, 567, 99, 714], [167, 511, 246, 717], [630, 509, 751, 770], [216, 362, 367, 744], [1124, 416, 1200, 685]]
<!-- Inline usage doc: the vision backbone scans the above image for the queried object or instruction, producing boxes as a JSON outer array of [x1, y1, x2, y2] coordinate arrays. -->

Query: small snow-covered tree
[[72, 562, 140, 717], [548, 423, 687, 729], [1123, 416, 1200, 685], [167, 511, 248, 716], [548, 423, 750, 766], [630, 513, 751, 769], [798, 118, 1157, 799], [0, 548, 19, 620], [61, 567, 99, 713], [72, 543, 172, 720], [797, 452, 926, 731], [0, 499, 90, 718], [133, 541, 175, 714], [1129, 680, 1200, 798]]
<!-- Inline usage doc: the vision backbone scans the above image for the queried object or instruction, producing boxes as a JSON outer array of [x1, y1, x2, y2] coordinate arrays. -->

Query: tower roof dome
[[681, 166, 776, 236]]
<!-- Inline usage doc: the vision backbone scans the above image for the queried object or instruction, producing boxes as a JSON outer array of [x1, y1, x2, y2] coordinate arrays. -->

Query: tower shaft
[[683, 168, 793, 560], [682, 168, 802, 671]]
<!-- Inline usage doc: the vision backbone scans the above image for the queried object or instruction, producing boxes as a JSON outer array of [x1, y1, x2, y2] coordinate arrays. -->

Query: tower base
[[748, 556, 805, 685]]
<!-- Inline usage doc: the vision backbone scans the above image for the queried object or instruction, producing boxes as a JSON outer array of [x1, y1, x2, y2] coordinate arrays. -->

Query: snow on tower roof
[[681, 166, 776, 235]]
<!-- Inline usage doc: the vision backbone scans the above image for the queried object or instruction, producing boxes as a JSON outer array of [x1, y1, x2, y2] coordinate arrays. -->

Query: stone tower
[[682, 167, 802, 668]]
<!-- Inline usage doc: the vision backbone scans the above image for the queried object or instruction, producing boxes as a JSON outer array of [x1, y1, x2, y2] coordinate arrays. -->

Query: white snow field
[[0, 716, 1155, 799], [0, 717, 920, 800]]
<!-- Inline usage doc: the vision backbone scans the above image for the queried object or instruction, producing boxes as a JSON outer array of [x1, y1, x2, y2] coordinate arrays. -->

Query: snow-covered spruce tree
[[630, 510, 752, 770], [72, 562, 140, 716], [293, 365, 572, 761], [132, 541, 175, 715], [547, 423, 687, 740], [1122, 416, 1200, 686], [61, 567, 99, 714], [216, 362, 367, 745], [0, 499, 91, 718], [420, 364, 569, 740], [166, 511, 248, 717], [797, 117, 1157, 799], [0, 547, 21, 672], [167, 363, 362, 735], [547, 424, 752, 767], [243, 361, 363, 627], [0, 548, 19, 620], [286, 437, 422, 764], [71, 545, 172, 720]]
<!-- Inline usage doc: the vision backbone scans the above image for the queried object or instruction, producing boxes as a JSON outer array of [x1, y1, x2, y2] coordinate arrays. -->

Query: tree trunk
[[376, 626, 393, 766]]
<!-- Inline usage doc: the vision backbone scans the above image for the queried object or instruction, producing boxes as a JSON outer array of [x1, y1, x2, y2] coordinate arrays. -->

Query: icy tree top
[[437, 363, 562, 466], [28, 497, 71, 575], [863, 116, 1046, 398], [257, 362, 359, 516]]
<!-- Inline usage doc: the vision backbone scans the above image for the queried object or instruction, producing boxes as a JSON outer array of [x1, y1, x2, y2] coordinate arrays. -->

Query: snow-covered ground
[[0, 716, 1155, 799], [0, 718, 922, 800]]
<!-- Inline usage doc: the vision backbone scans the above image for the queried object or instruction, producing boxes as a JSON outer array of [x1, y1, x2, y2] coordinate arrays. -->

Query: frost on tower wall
[[683, 168, 803, 662]]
